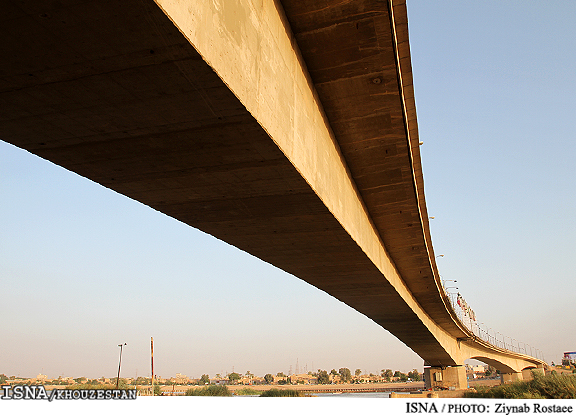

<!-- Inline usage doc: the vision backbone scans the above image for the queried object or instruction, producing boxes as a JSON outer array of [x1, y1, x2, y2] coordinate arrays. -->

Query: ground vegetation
[[465, 372, 576, 399]]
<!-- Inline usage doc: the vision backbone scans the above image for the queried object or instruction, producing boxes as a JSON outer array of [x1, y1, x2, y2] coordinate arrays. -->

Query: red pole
[[151, 337, 154, 395]]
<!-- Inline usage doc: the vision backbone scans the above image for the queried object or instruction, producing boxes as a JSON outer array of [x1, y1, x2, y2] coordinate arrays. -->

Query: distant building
[[171, 373, 190, 384], [472, 365, 487, 374], [289, 374, 317, 385], [211, 378, 230, 385]]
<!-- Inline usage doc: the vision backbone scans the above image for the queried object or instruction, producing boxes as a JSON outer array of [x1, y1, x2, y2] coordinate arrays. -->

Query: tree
[[408, 369, 421, 381], [381, 369, 393, 381], [338, 368, 352, 383], [330, 369, 338, 376], [317, 370, 330, 384], [116, 378, 129, 389], [199, 374, 210, 385], [264, 374, 274, 384], [228, 372, 241, 383], [355, 369, 362, 377], [276, 372, 286, 377], [132, 377, 150, 385]]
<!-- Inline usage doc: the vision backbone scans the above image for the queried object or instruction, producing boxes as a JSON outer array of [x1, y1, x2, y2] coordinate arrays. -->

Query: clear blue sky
[[1, 1, 575, 380]]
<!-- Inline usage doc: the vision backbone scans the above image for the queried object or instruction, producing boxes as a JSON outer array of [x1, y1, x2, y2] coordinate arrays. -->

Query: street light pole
[[116, 343, 127, 389]]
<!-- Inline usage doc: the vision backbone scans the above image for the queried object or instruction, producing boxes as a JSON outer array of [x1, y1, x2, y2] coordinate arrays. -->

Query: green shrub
[[235, 388, 260, 395], [260, 388, 303, 397], [465, 372, 576, 399], [185, 385, 231, 396]]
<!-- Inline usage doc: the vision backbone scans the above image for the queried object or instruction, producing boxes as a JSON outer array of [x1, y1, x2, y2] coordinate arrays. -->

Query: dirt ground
[[467, 377, 501, 388]]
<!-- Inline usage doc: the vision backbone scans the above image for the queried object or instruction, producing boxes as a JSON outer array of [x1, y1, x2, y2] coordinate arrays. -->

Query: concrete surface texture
[[0, 0, 542, 387]]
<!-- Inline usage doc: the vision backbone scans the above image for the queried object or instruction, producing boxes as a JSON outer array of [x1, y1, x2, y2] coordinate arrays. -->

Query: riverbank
[[154, 381, 424, 395], [232, 382, 423, 394], [44, 379, 503, 397]]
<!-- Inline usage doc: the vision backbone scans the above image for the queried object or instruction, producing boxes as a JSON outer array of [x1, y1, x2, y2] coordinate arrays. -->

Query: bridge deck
[[1, 0, 542, 371]]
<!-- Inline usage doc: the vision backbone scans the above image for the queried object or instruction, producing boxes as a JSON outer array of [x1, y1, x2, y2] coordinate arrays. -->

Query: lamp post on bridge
[[510, 337, 518, 353], [505, 336, 515, 352], [496, 332, 506, 349], [519, 342, 526, 354], [443, 286, 459, 318], [488, 328, 496, 346], [442, 283, 458, 302], [479, 322, 487, 342]]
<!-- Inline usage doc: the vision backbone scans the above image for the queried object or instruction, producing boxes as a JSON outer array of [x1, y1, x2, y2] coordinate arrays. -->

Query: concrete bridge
[[1, 0, 544, 388]]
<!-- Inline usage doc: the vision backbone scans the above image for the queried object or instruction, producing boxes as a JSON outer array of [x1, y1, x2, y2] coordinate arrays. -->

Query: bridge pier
[[424, 366, 467, 390], [501, 372, 523, 384], [501, 364, 545, 384], [520, 366, 545, 381]]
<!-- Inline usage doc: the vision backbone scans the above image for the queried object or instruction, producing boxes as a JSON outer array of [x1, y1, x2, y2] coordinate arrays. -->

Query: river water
[[313, 392, 399, 398]]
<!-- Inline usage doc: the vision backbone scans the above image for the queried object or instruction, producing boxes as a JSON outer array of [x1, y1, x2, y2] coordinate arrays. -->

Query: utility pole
[[151, 337, 154, 396], [116, 343, 126, 389]]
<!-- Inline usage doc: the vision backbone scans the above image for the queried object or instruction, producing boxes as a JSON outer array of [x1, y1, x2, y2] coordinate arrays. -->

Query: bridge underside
[[1, 0, 542, 376], [1, 0, 454, 365]]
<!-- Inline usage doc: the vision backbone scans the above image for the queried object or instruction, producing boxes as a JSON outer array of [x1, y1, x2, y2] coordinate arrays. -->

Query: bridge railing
[[443, 290, 544, 361]]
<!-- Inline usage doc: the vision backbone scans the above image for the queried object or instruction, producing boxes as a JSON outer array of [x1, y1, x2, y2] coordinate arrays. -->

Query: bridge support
[[520, 366, 545, 381], [502, 364, 545, 384], [424, 366, 467, 390], [501, 372, 523, 384], [522, 365, 546, 380]]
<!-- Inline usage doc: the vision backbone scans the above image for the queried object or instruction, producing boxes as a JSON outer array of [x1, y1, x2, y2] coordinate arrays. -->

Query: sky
[[1, 1, 575, 380]]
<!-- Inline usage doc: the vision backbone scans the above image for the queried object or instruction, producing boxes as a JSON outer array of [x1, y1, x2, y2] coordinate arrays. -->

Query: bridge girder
[[0, 0, 543, 373]]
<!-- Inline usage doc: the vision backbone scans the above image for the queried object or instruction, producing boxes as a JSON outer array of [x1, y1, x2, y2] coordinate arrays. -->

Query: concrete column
[[521, 366, 545, 380], [424, 366, 467, 390], [501, 372, 523, 384]]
